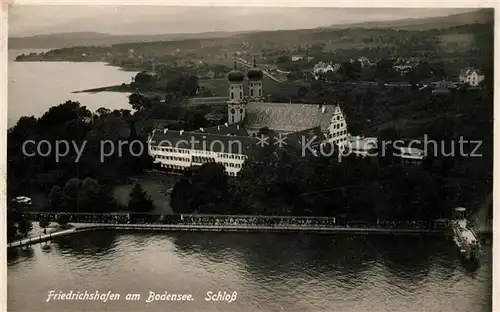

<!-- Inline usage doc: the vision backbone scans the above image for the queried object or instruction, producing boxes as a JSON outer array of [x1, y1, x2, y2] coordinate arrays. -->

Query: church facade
[[148, 61, 349, 176]]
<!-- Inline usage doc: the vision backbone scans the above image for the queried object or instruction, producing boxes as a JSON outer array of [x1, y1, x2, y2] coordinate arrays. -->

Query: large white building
[[148, 60, 349, 176]]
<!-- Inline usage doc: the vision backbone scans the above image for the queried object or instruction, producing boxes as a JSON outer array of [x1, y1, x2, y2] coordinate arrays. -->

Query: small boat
[[451, 207, 481, 262]]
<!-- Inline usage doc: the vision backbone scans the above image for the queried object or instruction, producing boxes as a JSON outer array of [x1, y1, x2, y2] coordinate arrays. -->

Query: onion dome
[[228, 62, 245, 82], [247, 59, 263, 80]]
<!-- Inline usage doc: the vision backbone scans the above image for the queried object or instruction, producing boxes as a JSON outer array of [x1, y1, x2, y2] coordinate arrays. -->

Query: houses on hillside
[[357, 56, 374, 68], [393, 57, 421, 76], [459, 68, 485, 87]]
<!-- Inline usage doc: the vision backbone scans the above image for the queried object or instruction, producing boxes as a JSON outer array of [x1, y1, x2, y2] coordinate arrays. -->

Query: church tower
[[247, 58, 264, 101], [227, 62, 246, 124]]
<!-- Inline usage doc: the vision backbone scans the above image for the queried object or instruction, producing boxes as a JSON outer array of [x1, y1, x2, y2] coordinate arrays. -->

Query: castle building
[[148, 60, 349, 176]]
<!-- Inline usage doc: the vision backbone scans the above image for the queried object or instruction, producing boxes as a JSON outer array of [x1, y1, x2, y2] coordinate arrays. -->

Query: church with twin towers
[[148, 59, 349, 176]]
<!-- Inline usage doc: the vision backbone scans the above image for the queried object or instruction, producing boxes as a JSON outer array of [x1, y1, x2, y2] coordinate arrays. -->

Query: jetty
[[8, 221, 447, 249]]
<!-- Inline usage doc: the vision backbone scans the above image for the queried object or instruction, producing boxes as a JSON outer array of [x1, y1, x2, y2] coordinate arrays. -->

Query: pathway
[[8, 222, 447, 249]]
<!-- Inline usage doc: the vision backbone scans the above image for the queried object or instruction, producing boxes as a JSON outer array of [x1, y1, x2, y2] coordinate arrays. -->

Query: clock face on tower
[[231, 109, 235, 114]]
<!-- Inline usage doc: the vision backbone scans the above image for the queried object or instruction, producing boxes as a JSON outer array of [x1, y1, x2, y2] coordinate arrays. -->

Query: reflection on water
[[8, 231, 492, 312]]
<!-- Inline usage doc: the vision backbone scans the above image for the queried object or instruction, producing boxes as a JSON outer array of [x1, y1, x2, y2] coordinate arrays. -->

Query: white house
[[395, 146, 425, 164], [459, 68, 485, 87], [347, 136, 378, 157], [313, 61, 335, 75], [326, 105, 349, 147], [357, 56, 372, 68]]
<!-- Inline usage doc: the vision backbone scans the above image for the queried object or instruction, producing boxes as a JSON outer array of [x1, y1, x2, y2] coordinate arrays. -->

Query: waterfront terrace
[[8, 212, 450, 249]]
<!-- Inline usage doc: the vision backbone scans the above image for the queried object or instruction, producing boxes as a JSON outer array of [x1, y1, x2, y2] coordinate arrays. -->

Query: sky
[[8, 6, 478, 37]]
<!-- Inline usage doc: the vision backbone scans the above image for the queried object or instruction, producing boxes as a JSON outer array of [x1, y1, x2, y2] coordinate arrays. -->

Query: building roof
[[247, 59, 264, 80], [149, 129, 261, 156], [186, 97, 228, 107], [460, 67, 484, 76], [244, 102, 337, 133], [396, 146, 425, 160], [197, 123, 249, 137], [204, 112, 225, 121], [228, 68, 245, 82], [348, 136, 378, 150]]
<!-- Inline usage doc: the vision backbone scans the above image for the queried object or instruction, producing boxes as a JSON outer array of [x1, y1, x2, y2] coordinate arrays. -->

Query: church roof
[[228, 69, 245, 82], [244, 102, 337, 133], [149, 129, 260, 156]]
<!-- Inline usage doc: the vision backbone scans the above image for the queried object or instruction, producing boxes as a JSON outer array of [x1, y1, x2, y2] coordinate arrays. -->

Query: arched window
[[240, 91, 242, 98], [250, 89, 254, 97], [231, 92, 234, 99], [259, 89, 262, 97]]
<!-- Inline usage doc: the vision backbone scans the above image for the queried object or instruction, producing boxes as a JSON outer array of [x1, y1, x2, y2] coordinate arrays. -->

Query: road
[[233, 57, 287, 83]]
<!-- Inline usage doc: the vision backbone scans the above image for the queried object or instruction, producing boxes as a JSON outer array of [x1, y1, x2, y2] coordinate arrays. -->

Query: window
[[231, 116, 234, 123], [250, 89, 254, 97], [231, 92, 234, 99], [259, 89, 262, 97], [240, 92, 242, 98]]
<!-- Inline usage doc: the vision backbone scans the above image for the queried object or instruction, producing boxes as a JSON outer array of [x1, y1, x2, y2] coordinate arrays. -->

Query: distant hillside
[[325, 9, 493, 30], [9, 9, 494, 49], [8, 30, 248, 49]]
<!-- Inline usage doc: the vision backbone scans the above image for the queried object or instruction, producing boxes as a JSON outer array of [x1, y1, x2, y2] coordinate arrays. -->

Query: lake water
[[7, 231, 492, 312], [8, 49, 137, 127]]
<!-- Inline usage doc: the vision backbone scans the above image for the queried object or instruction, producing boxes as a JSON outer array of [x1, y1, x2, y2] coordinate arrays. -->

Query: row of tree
[[7, 181, 154, 242], [43, 178, 153, 213]]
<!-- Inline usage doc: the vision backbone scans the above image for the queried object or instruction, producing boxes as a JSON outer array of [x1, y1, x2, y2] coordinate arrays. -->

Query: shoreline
[[13, 58, 140, 94], [8, 222, 449, 249], [13, 58, 139, 72], [72, 85, 134, 94]]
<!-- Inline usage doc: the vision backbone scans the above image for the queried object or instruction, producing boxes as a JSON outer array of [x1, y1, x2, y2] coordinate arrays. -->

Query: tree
[[48, 185, 63, 212], [78, 178, 101, 211], [128, 183, 154, 213], [39, 218, 50, 229], [257, 127, 272, 136], [96, 107, 111, 117], [190, 163, 229, 214], [170, 179, 193, 213], [17, 219, 33, 238], [129, 93, 152, 111], [55, 214, 70, 229], [134, 71, 154, 84], [61, 178, 80, 212]]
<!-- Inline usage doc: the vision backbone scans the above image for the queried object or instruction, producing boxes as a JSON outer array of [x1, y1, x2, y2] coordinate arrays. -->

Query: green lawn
[[113, 171, 181, 214]]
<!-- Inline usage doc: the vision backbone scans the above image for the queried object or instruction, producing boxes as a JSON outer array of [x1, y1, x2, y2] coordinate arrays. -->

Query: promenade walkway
[[8, 222, 447, 249]]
